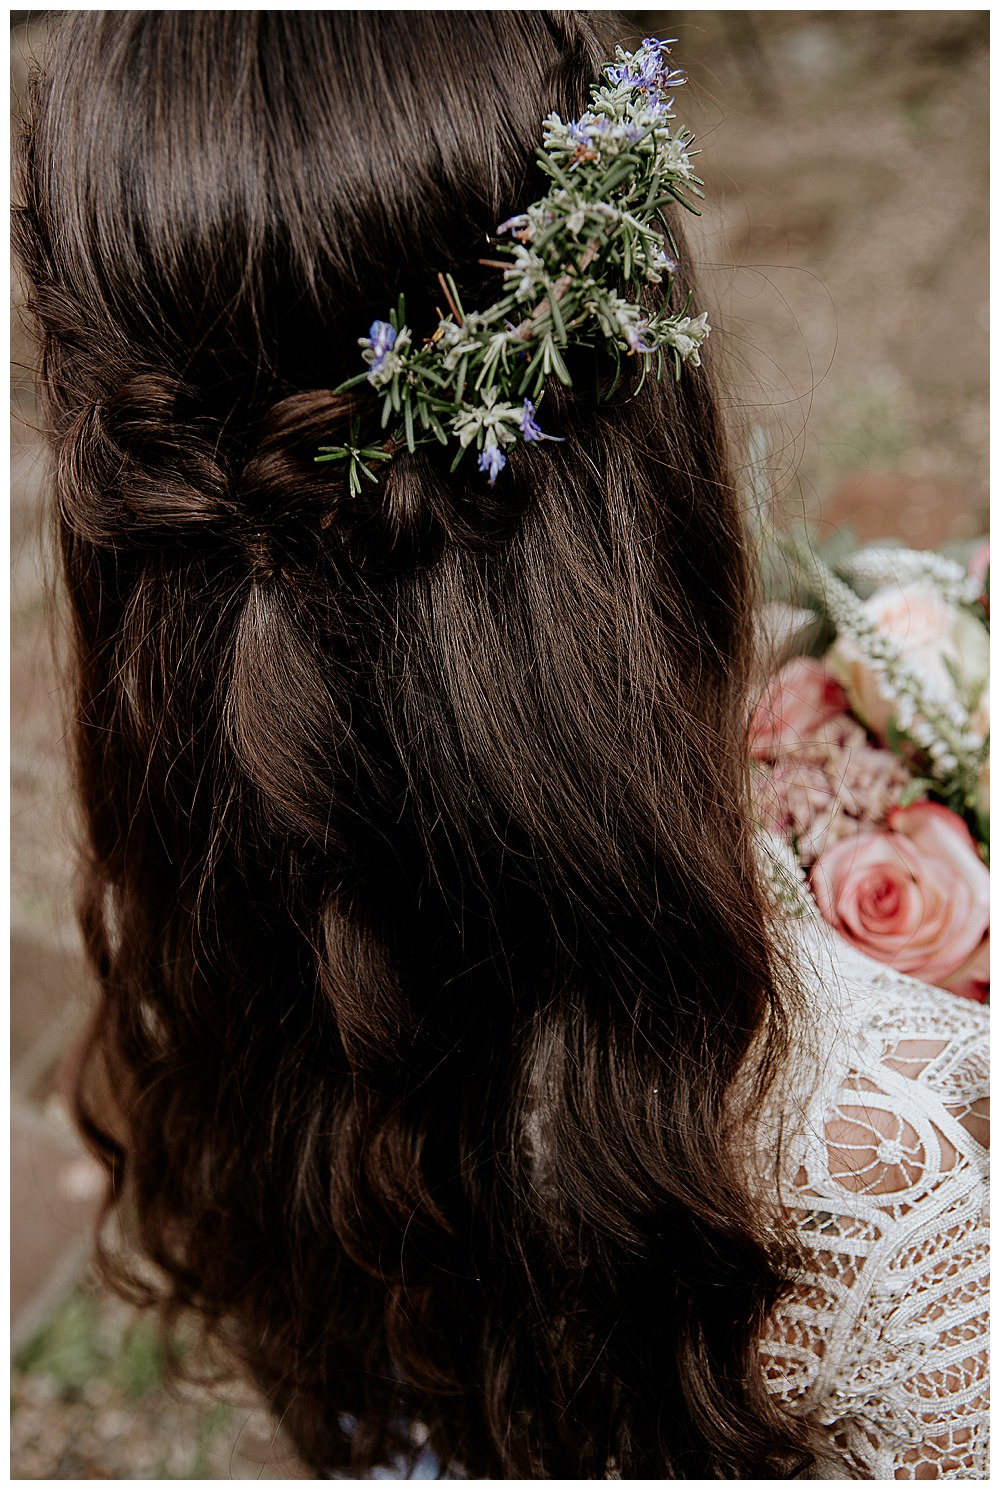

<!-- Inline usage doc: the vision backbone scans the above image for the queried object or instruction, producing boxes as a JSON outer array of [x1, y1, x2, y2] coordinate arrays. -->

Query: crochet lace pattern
[[759, 922, 989, 1478]]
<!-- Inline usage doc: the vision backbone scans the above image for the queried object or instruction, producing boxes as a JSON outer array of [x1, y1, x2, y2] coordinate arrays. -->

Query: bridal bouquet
[[753, 540, 990, 1002]]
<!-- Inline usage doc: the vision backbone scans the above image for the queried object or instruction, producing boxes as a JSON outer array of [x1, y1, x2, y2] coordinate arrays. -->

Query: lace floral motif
[[760, 926, 989, 1478]]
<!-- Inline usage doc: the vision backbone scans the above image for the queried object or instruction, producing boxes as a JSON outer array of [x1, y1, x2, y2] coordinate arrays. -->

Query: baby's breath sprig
[[782, 540, 987, 814], [317, 38, 710, 491], [837, 547, 984, 610], [759, 830, 816, 921]]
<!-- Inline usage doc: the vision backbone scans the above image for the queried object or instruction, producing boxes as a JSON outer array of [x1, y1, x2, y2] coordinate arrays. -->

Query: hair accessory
[[317, 38, 710, 493]]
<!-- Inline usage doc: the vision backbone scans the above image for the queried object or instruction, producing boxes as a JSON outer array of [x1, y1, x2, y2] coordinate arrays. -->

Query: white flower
[[565, 204, 587, 236], [541, 112, 579, 153], [434, 320, 464, 350], [586, 291, 650, 351], [435, 319, 488, 373], [503, 244, 547, 303], [451, 388, 521, 450], [655, 136, 693, 178], [757, 829, 815, 920], [664, 311, 711, 363], [644, 244, 680, 283]]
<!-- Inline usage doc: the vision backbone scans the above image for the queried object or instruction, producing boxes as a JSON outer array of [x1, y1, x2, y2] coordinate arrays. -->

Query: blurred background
[[11, 9, 988, 1478]]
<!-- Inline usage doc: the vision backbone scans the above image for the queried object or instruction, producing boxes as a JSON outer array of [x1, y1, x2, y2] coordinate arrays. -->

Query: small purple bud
[[626, 319, 653, 355], [519, 399, 564, 444], [478, 446, 507, 485], [365, 320, 397, 373], [519, 399, 545, 442]]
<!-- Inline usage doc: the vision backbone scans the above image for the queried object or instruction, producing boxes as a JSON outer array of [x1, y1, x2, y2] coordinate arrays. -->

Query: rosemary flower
[[519, 399, 562, 443], [360, 321, 411, 388], [478, 445, 506, 485], [664, 311, 711, 363]]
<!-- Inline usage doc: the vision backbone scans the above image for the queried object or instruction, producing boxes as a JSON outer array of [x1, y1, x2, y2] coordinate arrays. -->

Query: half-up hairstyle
[[17, 11, 815, 1477]]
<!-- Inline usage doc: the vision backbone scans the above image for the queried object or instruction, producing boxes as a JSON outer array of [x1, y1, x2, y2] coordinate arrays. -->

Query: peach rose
[[749, 658, 850, 762], [810, 802, 990, 993], [829, 581, 990, 741]]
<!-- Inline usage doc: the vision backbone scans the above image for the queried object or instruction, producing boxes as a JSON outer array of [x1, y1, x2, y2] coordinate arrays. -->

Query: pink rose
[[969, 540, 989, 617], [941, 932, 990, 1004], [750, 658, 850, 762], [810, 802, 990, 993], [969, 540, 990, 587]]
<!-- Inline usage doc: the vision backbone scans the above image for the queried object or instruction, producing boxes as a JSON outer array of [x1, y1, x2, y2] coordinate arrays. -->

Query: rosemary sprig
[[316, 38, 711, 487]]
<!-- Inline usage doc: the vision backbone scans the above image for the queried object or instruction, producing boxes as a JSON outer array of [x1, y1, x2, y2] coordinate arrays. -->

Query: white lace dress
[[760, 920, 989, 1478]]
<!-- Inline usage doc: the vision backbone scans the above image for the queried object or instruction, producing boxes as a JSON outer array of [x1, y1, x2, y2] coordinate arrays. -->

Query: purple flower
[[641, 38, 685, 78], [634, 43, 666, 88], [608, 39, 686, 96], [366, 320, 396, 373], [653, 247, 680, 276], [626, 318, 653, 354], [478, 445, 507, 485], [519, 399, 563, 444], [588, 115, 645, 144]]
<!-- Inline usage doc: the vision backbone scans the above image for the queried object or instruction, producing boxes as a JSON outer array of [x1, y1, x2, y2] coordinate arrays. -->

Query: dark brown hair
[[16, 11, 814, 1477]]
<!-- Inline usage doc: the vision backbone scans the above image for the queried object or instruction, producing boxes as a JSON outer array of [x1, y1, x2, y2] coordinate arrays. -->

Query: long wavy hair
[[16, 11, 814, 1477]]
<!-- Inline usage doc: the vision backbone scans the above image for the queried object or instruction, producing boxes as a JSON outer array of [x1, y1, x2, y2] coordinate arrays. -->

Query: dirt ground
[[10, 10, 988, 1480], [671, 8, 988, 543]]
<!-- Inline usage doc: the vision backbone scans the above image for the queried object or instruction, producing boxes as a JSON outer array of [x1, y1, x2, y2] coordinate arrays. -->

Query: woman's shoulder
[[762, 920, 989, 1477]]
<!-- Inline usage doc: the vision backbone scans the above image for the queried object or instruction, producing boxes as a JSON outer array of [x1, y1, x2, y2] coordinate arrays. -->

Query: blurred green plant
[[13, 1285, 237, 1479], [823, 384, 913, 474]]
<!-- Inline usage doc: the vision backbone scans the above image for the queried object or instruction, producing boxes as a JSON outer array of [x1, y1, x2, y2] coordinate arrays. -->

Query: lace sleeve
[[761, 944, 989, 1479]]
